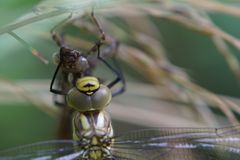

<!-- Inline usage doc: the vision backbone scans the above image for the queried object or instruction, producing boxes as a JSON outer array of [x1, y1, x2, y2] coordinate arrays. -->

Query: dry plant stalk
[[0, 78, 59, 118], [1, 0, 240, 126], [65, 1, 240, 125]]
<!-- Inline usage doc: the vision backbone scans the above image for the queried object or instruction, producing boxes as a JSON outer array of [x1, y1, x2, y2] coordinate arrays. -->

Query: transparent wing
[[1, 126, 240, 160], [112, 125, 240, 160], [0, 140, 83, 160]]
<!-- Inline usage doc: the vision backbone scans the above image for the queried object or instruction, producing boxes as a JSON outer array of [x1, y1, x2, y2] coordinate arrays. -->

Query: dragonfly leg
[[52, 72, 69, 106], [87, 11, 106, 54], [50, 61, 68, 95], [86, 11, 126, 96], [96, 43, 126, 97], [90, 10, 106, 41], [100, 37, 120, 58], [51, 14, 72, 47]]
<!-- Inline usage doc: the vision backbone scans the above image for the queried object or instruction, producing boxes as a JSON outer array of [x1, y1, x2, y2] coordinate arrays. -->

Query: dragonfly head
[[55, 46, 89, 72], [67, 77, 111, 111]]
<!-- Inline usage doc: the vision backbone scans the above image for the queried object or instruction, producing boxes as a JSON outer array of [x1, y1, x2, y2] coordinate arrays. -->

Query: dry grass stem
[[0, 78, 60, 118], [1, 0, 240, 128]]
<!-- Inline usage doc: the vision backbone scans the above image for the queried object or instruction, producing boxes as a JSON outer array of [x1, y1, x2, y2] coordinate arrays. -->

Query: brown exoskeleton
[[49, 11, 125, 139]]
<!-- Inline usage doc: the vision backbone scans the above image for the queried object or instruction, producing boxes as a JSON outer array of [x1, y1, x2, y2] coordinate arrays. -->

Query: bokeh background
[[1, 0, 240, 150]]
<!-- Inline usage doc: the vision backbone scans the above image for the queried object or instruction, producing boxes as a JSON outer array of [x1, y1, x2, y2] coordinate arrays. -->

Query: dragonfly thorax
[[72, 111, 113, 138], [73, 111, 114, 160]]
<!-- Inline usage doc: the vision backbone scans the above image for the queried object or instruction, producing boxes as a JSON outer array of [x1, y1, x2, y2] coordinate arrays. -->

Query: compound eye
[[76, 77, 100, 95], [76, 57, 89, 71]]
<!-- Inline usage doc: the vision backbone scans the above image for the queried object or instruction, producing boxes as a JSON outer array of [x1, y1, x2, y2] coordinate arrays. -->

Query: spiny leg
[[87, 11, 106, 54], [97, 37, 126, 96], [100, 37, 120, 58], [50, 61, 68, 95], [51, 14, 72, 47], [50, 14, 73, 96], [52, 71, 69, 106], [110, 56, 126, 97], [89, 10, 120, 59], [91, 10, 105, 41], [86, 11, 125, 96], [96, 43, 125, 97]]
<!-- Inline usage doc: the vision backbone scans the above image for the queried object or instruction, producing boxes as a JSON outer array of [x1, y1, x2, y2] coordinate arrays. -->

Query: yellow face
[[76, 76, 100, 95]]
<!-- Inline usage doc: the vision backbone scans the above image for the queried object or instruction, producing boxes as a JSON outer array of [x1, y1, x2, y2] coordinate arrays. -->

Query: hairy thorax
[[72, 111, 114, 160]]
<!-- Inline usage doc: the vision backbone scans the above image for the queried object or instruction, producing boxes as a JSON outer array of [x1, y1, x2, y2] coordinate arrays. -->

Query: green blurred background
[[0, 0, 240, 150]]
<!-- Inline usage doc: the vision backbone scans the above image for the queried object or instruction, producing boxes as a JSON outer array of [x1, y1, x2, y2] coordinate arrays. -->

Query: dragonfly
[[49, 12, 125, 138]]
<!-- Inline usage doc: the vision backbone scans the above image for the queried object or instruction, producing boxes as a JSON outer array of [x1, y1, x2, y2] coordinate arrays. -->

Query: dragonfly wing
[[0, 140, 83, 160], [112, 126, 240, 160]]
